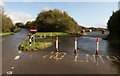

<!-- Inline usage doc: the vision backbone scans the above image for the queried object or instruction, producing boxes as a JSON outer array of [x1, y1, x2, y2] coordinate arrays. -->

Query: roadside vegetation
[[21, 9, 83, 34], [18, 37, 55, 51], [0, 32, 14, 36], [107, 10, 120, 45], [18, 9, 85, 51], [35, 32, 68, 37], [0, 8, 21, 36]]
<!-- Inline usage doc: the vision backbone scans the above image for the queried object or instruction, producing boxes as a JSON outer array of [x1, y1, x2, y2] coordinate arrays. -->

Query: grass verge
[[18, 38, 55, 51], [35, 32, 82, 37], [0, 32, 14, 36], [35, 32, 68, 37]]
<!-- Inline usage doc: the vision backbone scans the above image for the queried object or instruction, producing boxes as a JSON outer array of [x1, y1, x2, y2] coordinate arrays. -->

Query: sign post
[[30, 26, 37, 45]]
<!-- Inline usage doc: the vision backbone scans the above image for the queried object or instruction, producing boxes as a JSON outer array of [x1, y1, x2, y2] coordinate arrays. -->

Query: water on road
[[2, 30, 120, 74]]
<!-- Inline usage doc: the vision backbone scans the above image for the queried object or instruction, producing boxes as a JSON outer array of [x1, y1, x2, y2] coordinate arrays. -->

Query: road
[[2, 30, 120, 75]]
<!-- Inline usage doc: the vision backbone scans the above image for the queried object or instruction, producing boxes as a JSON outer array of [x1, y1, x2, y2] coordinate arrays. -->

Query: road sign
[[101, 30, 105, 34], [30, 26, 37, 34]]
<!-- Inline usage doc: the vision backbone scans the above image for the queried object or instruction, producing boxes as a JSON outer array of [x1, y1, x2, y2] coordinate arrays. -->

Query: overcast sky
[[1, 0, 119, 28]]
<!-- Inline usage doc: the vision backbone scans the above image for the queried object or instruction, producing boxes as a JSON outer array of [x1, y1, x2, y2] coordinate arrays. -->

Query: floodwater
[[2, 30, 120, 74]]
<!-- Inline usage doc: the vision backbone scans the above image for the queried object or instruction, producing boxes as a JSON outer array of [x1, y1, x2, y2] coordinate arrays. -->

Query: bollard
[[40, 34, 42, 39], [56, 36, 58, 52], [96, 37, 99, 55], [50, 32, 52, 37], [74, 37, 77, 55], [29, 35, 32, 46], [74, 54, 78, 61], [44, 34, 46, 38]]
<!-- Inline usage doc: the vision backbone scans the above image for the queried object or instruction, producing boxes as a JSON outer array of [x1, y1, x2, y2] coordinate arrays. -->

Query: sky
[[1, 2, 119, 28]]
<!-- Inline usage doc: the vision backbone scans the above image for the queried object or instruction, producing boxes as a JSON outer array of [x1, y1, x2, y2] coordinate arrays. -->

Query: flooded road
[[2, 30, 120, 74], [2, 28, 29, 74]]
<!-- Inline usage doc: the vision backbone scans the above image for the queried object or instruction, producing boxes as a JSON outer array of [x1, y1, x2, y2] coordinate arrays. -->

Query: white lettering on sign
[[30, 30, 37, 31]]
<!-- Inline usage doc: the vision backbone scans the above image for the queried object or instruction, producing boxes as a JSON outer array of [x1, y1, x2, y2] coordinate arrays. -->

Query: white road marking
[[86, 54, 89, 62], [112, 56, 118, 60], [14, 56, 20, 60], [112, 56, 120, 63], [49, 52, 55, 59], [99, 55, 104, 63], [106, 56, 112, 60], [54, 52, 62, 59], [74, 55, 78, 61], [11, 67, 15, 70], [86, 54, 95, 63], [43, 52, 66, 60], [58, 52, 66, 59], [18, 51, 22, 54], [93, 55, 96, 63], [43, 52, 54, 58], [6, 71, 13, 75]]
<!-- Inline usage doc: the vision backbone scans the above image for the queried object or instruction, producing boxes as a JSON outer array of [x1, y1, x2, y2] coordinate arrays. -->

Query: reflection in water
[[95, 55, 98, 66], [74, 54, 78, 61]]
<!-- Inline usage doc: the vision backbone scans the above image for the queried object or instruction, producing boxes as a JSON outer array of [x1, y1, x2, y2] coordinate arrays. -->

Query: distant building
[[118, 1, 120, 10]]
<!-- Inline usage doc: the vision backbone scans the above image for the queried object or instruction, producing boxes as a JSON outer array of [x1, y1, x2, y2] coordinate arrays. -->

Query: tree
[[15, 22, 24, 28], [25, 21, 35, 28], [1, 13, 14, 32], [35, 9, 82, 33], [107, 10, 120, 39]]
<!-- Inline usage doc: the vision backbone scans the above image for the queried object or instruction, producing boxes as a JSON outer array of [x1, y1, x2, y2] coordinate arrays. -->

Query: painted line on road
[[59, 52, 67, 59], [6, 71, 13, 75], [43, 52, 67, 60], [6, 67, 15, 75], [14, 55, 20, 60], [106, 56, 112, 60], [18, 51, 22, 54], [54, 52, 67, 60], [43, 52, 54, 58], [49, 52, 56, 59], [99, 55, 104, 63], [11, 67, 15, 70]]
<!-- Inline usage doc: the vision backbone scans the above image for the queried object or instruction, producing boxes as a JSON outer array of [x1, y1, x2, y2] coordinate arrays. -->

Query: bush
[[35, 9, 83, 33], [107, 10, 120, 39]]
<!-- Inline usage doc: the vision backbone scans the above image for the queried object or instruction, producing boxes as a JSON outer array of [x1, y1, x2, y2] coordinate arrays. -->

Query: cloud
[[5, 11, 35, 24], [3, 0, 120, 2], [42, 7, 53, 11], [0, 0, 4, 6]]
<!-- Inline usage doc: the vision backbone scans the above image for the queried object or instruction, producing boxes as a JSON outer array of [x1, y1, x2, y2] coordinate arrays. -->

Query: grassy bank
[[0, 28, 21, 36], [19, 32, 82, 51], [13, 28, 21, 33], [0, 32, 14, 36], [18, 38, 55, 51], [35, 32, 68, 37], [35, 32, 82, 37]]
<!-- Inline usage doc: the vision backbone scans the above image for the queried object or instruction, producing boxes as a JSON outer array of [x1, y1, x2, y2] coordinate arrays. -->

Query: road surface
[[2, 30, 120, 75]]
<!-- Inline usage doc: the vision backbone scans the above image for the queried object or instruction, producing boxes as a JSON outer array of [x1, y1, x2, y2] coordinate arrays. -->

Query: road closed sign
[[30, 26, 37, 34]]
